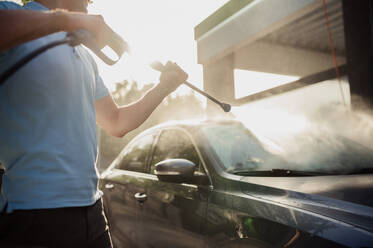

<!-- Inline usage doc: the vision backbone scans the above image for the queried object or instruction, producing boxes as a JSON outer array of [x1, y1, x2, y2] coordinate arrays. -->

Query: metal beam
[[232, 65, 347, 105]]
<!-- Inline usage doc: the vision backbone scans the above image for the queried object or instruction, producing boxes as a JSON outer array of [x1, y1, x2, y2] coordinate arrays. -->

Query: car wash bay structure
[[194, 0, 373, 112]]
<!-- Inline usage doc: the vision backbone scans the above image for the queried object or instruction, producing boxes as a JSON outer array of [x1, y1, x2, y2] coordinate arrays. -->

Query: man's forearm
[[95, 84, 171, 138], [0, 9, 112, 53], [95, 62, 188, 138], [115, 85, 170, 137], [0, 10, 67, 53]]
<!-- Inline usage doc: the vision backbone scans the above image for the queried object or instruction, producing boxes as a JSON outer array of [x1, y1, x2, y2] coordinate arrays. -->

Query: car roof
[[143, 118, 243, 134]]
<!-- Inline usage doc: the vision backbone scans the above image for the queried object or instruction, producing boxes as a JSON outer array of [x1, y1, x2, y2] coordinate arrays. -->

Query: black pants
[[0, 199, 113, 248]]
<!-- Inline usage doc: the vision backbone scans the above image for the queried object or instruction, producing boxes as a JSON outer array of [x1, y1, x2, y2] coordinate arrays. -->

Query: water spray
[[150, 61, 231, 113]]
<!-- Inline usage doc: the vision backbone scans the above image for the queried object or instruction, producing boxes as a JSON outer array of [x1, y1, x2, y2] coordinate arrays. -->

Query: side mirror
[[154, 159, 196, 183]]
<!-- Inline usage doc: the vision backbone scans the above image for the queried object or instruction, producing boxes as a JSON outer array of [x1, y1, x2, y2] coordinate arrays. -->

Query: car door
[[101, 132, 157, 248], [137, 128, 210, 248]]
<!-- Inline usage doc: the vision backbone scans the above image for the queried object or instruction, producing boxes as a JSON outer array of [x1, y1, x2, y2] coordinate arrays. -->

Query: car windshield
[[201, 124, 287, 172], [201, 124, 373, 175]]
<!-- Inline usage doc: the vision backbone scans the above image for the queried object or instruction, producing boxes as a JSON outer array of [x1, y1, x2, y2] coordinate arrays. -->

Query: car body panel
[[235, 180, 373, 247], [101, 169, 149, 248], [136, 174, 208, 248], [239, 174, 373, 232], [202, 176, 346, 248], [100, 121, 373, 248]]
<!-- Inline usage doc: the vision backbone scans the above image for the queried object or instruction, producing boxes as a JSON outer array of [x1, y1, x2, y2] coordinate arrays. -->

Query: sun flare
[[88, 0, 230, 94]]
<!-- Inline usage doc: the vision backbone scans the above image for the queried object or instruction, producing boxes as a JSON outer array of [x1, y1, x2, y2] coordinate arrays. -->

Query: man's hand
[[158, 61, 188, 95], [63, 12, 125, 50]]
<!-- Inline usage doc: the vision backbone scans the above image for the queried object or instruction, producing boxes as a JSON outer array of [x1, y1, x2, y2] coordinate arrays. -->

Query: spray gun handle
[[105, 31, 129, 63], [67, 29, 128, 65]]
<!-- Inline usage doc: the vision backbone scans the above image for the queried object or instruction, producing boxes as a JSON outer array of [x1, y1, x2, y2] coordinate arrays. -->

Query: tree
[[21, 0, 32, 5]]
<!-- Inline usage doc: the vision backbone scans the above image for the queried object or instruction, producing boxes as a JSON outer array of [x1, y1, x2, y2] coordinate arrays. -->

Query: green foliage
[[21, 0, 32, 5], [97, 80, 205, 169]]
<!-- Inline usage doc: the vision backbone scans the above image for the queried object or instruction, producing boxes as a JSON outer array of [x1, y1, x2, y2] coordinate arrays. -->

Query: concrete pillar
[[203, 54, 235, 116], [343, 0, 373, 109]]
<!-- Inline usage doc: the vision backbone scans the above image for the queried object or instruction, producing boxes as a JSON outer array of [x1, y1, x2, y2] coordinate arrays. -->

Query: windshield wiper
[[228, 169, 332, 177], [346, 168, 373, 175]]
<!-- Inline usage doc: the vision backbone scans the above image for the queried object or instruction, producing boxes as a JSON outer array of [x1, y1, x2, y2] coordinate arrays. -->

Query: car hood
[[241, 174, 373, 206], [239, 174, 373, 232]]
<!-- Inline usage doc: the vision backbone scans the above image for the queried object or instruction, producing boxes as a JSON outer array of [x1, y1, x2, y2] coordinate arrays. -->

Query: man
[[0, 0, 188, 247]]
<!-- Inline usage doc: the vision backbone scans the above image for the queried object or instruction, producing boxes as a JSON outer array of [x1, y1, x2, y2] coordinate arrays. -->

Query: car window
[[117, 134, 155, 172], [150, 129, 204, 175]]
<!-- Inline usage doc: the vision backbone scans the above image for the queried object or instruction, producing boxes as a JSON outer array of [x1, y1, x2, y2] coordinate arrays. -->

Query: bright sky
[[234, 70, 299, 98], [88, 0, 230, 92]]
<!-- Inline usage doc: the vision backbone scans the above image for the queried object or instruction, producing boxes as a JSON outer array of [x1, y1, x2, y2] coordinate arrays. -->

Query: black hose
[[0, 39, 69, 86]]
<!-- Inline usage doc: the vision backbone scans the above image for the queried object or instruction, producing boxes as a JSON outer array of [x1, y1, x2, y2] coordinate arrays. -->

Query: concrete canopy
[[194, 0, 348, 108]]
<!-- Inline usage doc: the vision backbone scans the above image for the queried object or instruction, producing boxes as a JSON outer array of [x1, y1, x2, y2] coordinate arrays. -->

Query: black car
[[100, 120, 373, 248]]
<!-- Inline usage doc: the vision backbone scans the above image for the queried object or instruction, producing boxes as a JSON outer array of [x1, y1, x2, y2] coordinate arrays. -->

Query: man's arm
[[0, 10, 66, 53], [0, 9, 120, 53], [95, 62, 188, 137]]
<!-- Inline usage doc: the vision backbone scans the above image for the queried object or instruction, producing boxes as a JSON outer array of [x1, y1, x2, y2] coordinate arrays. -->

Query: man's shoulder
[[0, 1, 23, 9]]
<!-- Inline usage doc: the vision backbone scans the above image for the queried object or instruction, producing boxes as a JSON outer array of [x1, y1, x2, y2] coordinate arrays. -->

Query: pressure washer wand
[[150, 61, 231, 112]]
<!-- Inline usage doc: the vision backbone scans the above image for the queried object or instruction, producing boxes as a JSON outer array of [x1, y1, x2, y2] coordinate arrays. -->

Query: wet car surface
[[100, 120, 373, 248]]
